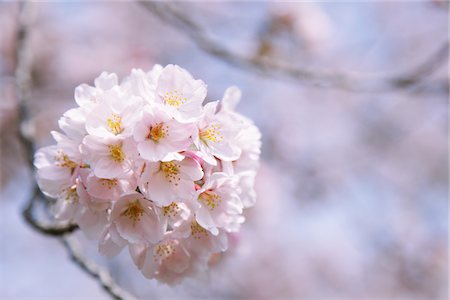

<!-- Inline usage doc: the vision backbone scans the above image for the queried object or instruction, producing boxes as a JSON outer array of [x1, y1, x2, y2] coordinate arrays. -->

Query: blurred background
[[0, 1, 448, 300]]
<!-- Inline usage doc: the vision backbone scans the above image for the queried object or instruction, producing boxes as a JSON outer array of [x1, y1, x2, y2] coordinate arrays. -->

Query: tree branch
[[15, 1, 34, 167], [140, 1, 448, 93], [14, 3, 136, 300], [22, 185, 79, 236], [15, 1, 78, 236], [62, 236, 138, 300]]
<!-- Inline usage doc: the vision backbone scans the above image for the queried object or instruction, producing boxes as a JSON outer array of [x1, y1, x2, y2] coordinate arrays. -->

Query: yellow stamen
[[198, 190, 221, 210], [121, 200, 145, 223], [99, 178, 118, 190], [147, 122, 168, 142], [107, 114, 123, 135], [153, 240, 176, 262], [160, 161, 180, 185], [163, 90, 187, 107], [109, 143, 125, 162], [191, 220, 208, 239], [64, 185, 78, 203], [163, 202, 180, 217], [200, 124, 223, 144], [55, 151, 78, 170]]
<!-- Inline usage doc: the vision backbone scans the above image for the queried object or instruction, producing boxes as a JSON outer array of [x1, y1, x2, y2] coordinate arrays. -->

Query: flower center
[[191, 220, 208, 239], [55, 151, 78, 170], [198, 190, 221, 210], [64, 185, 78, 203], [163, 202, 180, 217], [163, 90, 187, 107], [147, 122, 168, 142], [200, 124, 223, 144], [99, 178, 118, 189], [153, 240, 176, 262], [121, 201, 145, 223], [107, 114, 123, 135], [160, 161, 180, 185], [109, 143, 125, 162]]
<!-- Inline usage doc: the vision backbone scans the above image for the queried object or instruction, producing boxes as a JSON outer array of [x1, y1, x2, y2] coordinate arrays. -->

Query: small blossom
[[161, 201, 191, 231], [99, 224, 128, 258], [51, 183, 81, 221], [156, 64, 207, 122], [194, 172, 244, 235], [74, 72, 119, 108], [133, 105, 194, 161], [75, 177, 110, 239], [58, 107, 88, 143], [34, 135, 81, 198], [110, 192, 165, 244], [121, 65, 162, 102], [169, 213, 229, 255], [81, 135, 135, 179], [85, 90, 143, 138], [85, 171, 137, 201], [139, 237, 192, 283], [185, 218, 229, 255], [195, 101, 241, 165], [139, 156, 204, 206]]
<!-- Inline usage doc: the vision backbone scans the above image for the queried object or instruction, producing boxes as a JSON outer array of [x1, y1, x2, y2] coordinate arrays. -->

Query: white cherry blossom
[[75, 176, 110, 239], [34, 132, 81, 198], [110, 192, 165, 244], [51, 183, 82, 221], [58, 107, 88, 143], [137, 236, 192, 284], [194, 172, 244, 235], [160, 201, 191, 232], [139, 156, 203, 207], [85, 90, 143, 138], [121, 65, 163, 102], [185, 219, 229, 255], [85, 170, 137, 201], [99, 224, 128, 258], [194, 101, 241, 165], [81, 135, 136, 179], [156, 64, 207, 122], [133, 105, 194, 162], [74, 72, 119, 108]]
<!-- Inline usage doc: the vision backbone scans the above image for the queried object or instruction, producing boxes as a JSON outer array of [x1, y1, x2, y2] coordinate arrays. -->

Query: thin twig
[[15, 1, 34, 167], [15, 1, 78, 236], [140, 1, 448, 93], [22, 185, 79, 236], [14, 3, 136, 300], [61, 236, 138, 300]]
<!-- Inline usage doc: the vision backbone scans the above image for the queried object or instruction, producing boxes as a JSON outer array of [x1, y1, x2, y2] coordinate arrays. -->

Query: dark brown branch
[[15, 1, 34, 167], [15, 1, 78, 236], [62, 236, 138, 300], [22, 186, 79, 236], [14, 3, 136, 300], [140, 1, 448, 93]]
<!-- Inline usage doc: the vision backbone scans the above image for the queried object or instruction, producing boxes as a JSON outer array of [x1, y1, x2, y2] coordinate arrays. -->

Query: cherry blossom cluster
[[34, 64, 261, 284]]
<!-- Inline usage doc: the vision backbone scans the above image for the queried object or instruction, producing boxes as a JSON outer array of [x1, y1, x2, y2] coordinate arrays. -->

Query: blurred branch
[[62, 236, 138, 300], [15, 1, 34, 168], [22, 186, 79, 236], [14, 3, 136, 300], [15, 1, 78, 236], [140, 1, 448, 93]]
